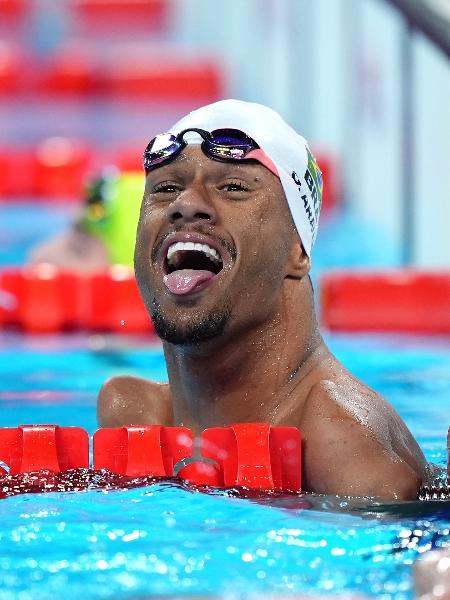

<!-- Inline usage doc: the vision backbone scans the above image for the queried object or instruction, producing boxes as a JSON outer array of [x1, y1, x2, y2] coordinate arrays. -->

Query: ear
[[285, 239, 310, 279]]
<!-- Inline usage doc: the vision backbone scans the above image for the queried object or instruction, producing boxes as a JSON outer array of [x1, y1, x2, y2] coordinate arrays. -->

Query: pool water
[[0, 202, 449, 599], [0, 331, 449, 600]]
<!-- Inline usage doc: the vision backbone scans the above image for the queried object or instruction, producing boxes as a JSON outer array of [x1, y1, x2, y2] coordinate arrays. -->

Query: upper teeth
[[167, 241, 221, 264]]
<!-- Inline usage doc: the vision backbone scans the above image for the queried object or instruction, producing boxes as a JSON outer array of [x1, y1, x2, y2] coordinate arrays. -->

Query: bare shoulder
[[299, 376, 426, 499], [97, 375, 173, 427]]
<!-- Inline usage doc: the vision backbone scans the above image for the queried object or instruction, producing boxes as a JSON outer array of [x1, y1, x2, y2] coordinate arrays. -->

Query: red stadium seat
[[0, 150, 10, 197], [36, 43, 223, 103], [0, 148, 34, 198], [321, 271, 450, 334], [0, 0, 26, 19], [0, 42, 22, 94], [71, 0, 168, 35], [38, 49, 99, 95], [106, 57, 222, 102], [32, 137, 92, 199], [115, 143, 148, 172]]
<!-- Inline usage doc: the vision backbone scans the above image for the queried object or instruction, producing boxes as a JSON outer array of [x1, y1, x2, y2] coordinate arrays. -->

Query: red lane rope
[[0, 423, 448, 498], [320, 270, 450, 334], [0, 266, 153, 333], [0, 423, 303, 494], [3, 268, 450, 334]]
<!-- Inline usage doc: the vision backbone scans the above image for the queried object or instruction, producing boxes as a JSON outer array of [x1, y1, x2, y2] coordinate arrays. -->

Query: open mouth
[[163, 241, 224, 296], [166, 242, 223, 275]]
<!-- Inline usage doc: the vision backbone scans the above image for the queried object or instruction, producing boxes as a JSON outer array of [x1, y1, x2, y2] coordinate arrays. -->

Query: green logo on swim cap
[[306, 147, 323, 211], [303, 147, 323, 242]]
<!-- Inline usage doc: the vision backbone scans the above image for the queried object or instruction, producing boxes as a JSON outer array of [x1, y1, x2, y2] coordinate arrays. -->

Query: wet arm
[[300, 388, 424, 500], [97, 375, 173, 427], [302, 419, 422, 500]]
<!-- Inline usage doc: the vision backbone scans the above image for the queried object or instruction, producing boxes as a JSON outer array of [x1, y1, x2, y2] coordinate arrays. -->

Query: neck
[[163, 278, 325, 434]]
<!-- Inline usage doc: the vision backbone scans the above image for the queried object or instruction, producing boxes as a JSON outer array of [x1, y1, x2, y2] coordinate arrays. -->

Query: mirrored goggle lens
[[210, 129, 256, 148], [143, 134, 181, 170], [206, 129, 258, 160]]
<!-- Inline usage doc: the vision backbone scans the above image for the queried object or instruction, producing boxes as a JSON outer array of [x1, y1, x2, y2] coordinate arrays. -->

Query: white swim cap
[[169, 99, 323, 257]]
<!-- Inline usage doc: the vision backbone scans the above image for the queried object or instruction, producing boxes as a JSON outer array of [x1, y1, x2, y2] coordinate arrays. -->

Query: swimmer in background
[[28, 168, 143, 271], [97, 99, 428, 500]]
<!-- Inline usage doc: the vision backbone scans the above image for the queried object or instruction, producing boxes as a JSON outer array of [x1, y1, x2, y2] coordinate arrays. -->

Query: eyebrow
[[146, 157, 266, 183]]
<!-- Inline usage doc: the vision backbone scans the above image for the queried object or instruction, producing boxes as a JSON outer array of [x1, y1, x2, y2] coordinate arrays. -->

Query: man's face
[[135, 144, 298, 345]]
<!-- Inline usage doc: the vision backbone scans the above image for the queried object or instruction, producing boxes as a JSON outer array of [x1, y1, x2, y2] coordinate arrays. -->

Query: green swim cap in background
[[79, 169, 144, 266]]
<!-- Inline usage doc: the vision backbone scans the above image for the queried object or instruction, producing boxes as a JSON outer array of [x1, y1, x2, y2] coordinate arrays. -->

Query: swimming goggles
[[143, 127, 279, 177]]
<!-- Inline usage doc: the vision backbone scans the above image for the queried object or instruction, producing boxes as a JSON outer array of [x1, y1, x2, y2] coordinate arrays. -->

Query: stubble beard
[[149, 296, 232, 345]]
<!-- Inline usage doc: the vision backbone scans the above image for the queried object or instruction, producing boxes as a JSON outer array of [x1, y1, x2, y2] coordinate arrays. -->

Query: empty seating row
[[0, 42, 223, 100], [0, 138, 145, 198], [0, 0, 167, 31]]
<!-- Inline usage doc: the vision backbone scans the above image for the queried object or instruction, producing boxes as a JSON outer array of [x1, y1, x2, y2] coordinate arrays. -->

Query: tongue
[[164, 269, 215, 295]]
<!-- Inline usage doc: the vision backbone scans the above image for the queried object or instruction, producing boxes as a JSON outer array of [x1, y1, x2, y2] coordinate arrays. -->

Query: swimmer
[[28, 169, 143, 271], [97, 99, 427, 500]]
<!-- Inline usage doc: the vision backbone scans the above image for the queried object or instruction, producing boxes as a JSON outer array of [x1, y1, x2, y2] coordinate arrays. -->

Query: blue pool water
[[0, 331, 449, 600], [0, 202, 449, 599]]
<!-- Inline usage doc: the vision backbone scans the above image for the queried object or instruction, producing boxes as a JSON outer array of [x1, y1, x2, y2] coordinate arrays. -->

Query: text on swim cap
[[291, 170, 320, 236]]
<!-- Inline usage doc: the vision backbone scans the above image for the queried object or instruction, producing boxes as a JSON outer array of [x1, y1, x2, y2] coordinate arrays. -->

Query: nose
[[167, 187, 217, 225]]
